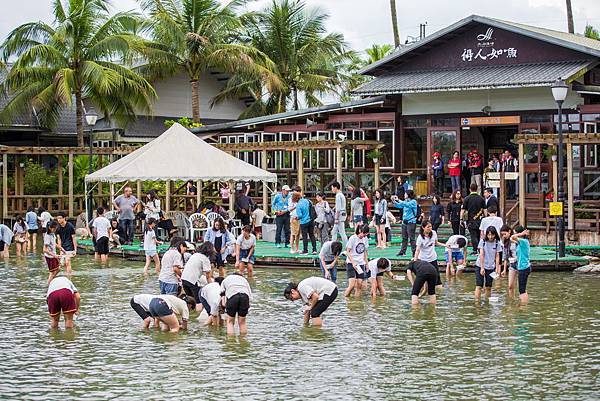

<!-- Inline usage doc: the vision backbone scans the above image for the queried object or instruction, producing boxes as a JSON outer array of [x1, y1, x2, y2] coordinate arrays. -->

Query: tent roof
[[85, 123, 277, 183]]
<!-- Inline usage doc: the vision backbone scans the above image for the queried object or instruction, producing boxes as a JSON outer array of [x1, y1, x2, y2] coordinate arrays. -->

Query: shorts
[[47, 288, 77, 316], [239, 249, 255, 265], [182, 279, 201, 303], [254, 226, 262, 235], [46, 256, 60, 272], [145, 250, 157, 258], [159, 281, 179, 295], [412, 272, 437, 296], [95, 237, 109, 255], [374, 214, 385, 225], [148, 298, 173, 318], [475, 268, 494, 288], [291, 219, 300, 236], [28, 228, 38, 234], [518, 268, 531, 294], [310, 288, 338, 318], [0, 241, 5, 252], [130, 298, 151, 320], [226, 293, 250, 317], [365, 270, 384, 280], [353, 215, 364, 224], [346, 263, 365, 280], [445, 250, 465, 263], [508, 263, 518, 271]]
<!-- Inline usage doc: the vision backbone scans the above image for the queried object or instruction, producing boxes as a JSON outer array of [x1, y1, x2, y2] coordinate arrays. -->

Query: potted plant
[[366, 149, 383, 163], [542, 145, 557, 162]]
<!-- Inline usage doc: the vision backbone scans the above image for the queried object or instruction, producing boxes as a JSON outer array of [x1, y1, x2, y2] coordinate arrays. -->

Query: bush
[[165, 117, 203, 129], [24, 162, 58, 194]]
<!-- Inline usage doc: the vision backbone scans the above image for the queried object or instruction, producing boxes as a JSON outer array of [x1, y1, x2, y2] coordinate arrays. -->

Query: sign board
[[487, 180, 500, 188], [461, 27, 519, 64], [486, 172, 519, 180], [461, 116, 521, 126], [549, 201, 564, 217]]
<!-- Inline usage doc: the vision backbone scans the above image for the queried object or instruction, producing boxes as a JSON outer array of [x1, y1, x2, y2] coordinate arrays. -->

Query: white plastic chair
[[206, 212, 221, 228], [188, 213, 209, 242]]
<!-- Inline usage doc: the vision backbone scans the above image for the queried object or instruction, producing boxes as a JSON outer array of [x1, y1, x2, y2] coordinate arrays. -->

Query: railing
[[5, 194, 112, 217], [524, 203, 600, 234]]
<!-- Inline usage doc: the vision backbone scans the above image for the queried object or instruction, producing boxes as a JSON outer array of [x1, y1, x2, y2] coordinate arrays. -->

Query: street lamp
[[85, 107, 98, 222], [552, 78, 568, 257]]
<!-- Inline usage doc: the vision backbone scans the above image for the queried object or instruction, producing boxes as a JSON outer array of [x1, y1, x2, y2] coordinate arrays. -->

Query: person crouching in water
[[148, 294, 196, 333], [344, 225, 370, 297], [475, 226, 501, 299], [443, 234, 468, 276], [406, 260, 438, 305], [199, 276, 225, 326], [47, 276, 80, 329], [182, 241, 215, 309], [130, 294, 159, 329], [221, 273, 252, 335], [318, 240, 342, 282], [284, 277, 338, 326], [366, 257, 402, 297]]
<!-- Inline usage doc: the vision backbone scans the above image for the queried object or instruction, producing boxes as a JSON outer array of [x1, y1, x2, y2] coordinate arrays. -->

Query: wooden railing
[[524, 204, 600, 234], [5, 194, 112, 217]]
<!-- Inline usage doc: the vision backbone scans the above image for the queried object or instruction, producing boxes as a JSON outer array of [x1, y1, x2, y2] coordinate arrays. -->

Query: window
[[403, 128, 427, 169], [403, 118, 429, 127], [584, 122, 599, 168], [278, 132, 294, 169], [297, 131, 311, 169], [313, 131, 331, 169], [378, 121, 394, 128], [261, 133, 276, 169], [360, 121, 377, 129], [219, 136, 228, 144], [377, 129, 394, 168], [431, 118, 459, 127], [343, 121, 359, 129]]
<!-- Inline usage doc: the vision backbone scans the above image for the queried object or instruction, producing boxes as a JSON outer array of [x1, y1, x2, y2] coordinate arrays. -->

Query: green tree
[[139, 0, 275, 123], [584, 24, 600, 40], [0, 0, 156, 147], [212, 0, 350, 117], [365, 44, 394, 64]]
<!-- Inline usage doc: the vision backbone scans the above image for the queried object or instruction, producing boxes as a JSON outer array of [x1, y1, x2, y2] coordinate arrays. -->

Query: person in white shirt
[[91, 207, 111, 262], [479, 205, 504, 241], [251, 205, 266, 240], [182, 241, 215, 306], [235, 226, 256, 277], [443, 235, 469, 276], [344, 225, 369, 297], [130, 294, 158, 329], [147, 294, 196, 333], [413, 221, 444, 288], [366, 258, 403, 297], [39, 207, 53, 233], [158, 237, 188, 295], [284, 277, 338, 326], [221, 273, 252, 335], [199, 277, 225, 326], [47, 276, 80, 329], [143, 218, 161, 274]]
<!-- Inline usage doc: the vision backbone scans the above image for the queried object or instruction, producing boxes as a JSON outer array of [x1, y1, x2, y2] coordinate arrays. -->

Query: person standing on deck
[[391, 190, 418, 256], [25, 206, 39, 251], [284, 277, 338, 326], [236, 184, 254, 226], [467, 149, 483, 194], [221, 273, 252, 335], [143, 190, 161, 221], [483, 188, 499, 216], [429, 195, 445, 232], [462, 184, 486, 255], [296, 189, 318, 255], [350, 188, 366, 228], [113, 186, 139, 245], [432, 152, 445, 198], [271, 185, 291, 248], [56, 212, 77, 275], [331, 182, 348, 247], [314, 193, 331, 244], [502, 150, 518, 200], [448, 151, 462, 194], [251, 204, 266, 240]]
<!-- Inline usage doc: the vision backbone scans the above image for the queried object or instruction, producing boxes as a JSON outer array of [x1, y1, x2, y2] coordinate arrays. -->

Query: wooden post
[[262, 150, 268, 213], [552, 155, 558, 202], [499, 171, 505, 219], [165, 180, 171, 213], [68, 153, 74, 218], [374, 158, 380, 190], [2, 154, 7, 219], [518, 143, 525, 226], [228, 181, 235, 212], [97, 156, 103, 197], [297, 149, 304, 190], [336, 145, 343, 186], [57, 156, 63, 211], [110, 183, 115, 210], [196, 180, 202, 208], [566, 143, 574, 230], [136, 180, 142, 200]]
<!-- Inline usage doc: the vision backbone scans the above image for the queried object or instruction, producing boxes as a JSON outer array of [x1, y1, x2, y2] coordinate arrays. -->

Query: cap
[[184, 241, 194, 250], [433, 152, 441, 158], [281, 185, 291, 191]]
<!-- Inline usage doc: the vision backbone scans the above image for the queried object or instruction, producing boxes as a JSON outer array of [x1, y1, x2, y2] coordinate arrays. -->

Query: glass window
[[327, 122, 342, 129], [524, 144, 539, 164], [378, 121, 394, 128], [352, 130, 365, 168], [582, 114, 600, 122], [343, 122, 359, 129], [523, 114, 552, 123], [360, 121, 377, 128], [431, 130, 457, 163], [403, 119, 429, 127], [378, 129, 394, 168], [431, 118, 459, 127], [403, 128, 427, 169]]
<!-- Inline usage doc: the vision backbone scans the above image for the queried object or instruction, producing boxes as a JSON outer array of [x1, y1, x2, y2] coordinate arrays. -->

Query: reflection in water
[[0, 255, 599, 400]]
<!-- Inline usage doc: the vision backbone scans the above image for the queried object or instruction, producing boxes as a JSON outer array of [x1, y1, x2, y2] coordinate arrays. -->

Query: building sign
[[461, 27, 518, 62], [461, 116, 521, 126]]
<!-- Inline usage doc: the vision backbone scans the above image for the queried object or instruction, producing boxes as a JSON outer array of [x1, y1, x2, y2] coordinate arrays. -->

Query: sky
[[0, 0, 599, 54]]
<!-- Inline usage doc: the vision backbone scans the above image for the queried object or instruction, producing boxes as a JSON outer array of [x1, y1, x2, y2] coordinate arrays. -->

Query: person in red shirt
[[448, 151, 462, 193], [468, 149, 483, 194]]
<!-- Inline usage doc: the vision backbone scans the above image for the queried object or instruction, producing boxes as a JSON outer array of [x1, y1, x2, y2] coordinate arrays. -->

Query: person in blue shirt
[[391, 190, 419, 257], [511, 226, 531, 305], [296, 192, 317, 254], [271, 185, 291, 248], [25, 206, 39, 251]]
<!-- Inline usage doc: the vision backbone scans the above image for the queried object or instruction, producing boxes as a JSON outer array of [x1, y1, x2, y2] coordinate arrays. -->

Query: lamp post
[[552, 78, 568, 257], [85, 107, 98, 222]]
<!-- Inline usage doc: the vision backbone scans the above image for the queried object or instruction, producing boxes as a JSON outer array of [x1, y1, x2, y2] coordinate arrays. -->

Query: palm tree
[[584, 24, 600, 40], [213, 0, 350, 117], [0, 0, 156, 146], [390, 0, 400, 48], [365, 44, 394, 64], [566, 0, 574, 34], [140, 0, 273, 123]]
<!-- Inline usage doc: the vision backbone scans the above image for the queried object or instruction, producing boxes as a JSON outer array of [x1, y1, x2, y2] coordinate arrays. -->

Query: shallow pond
[[0, 254, 599, 400]]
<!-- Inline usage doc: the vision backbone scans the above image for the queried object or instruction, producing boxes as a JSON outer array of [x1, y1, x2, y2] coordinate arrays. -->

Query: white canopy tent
[[84, 123, 277, 218]]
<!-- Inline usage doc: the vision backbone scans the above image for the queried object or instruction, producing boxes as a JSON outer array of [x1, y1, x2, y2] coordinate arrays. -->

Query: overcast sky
[[1, 0, 598, 53]]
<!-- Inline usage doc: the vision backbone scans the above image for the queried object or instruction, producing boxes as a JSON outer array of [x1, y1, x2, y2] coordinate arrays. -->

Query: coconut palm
[[565, 0, 574, 34], [0, 0, 156, 146], [390, 0, 400, 48], [212, 0, 350, 117], [584, 24, 600, 40], [365, 44, 394, 64]]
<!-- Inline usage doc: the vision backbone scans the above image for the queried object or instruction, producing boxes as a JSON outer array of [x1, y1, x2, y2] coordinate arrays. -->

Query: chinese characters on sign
[[461, 47, 518, 62], [461, 27, 518, 62]]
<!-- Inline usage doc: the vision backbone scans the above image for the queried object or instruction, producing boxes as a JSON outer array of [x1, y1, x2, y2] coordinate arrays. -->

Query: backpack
[[324, 207, 335, 226], [308, 201, 317, 222]]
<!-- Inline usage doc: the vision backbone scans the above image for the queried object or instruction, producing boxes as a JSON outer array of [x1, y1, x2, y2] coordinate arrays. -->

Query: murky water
[[0, 254, 599, 400]]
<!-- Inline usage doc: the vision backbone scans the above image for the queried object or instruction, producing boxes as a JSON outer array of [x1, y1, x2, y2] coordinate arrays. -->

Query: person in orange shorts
[[46, 276, 80, 329]]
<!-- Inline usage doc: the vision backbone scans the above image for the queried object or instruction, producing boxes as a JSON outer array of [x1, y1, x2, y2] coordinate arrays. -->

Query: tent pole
[[68, 152, 74, 218], [196, 180, 202, 210], [110, 183, 115, 211], [228, 181, 235, 213], [261, 150, 268, 213], [165, 180, 170, 213], [85, 181, 89, 225]]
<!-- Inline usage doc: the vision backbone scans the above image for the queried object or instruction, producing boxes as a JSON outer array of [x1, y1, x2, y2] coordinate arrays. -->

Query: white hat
[[281, 185, 291, 191], [184, 241, 195, 250]]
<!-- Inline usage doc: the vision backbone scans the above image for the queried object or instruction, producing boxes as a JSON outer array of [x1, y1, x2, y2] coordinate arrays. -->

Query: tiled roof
[[352, 60, 593, 95]]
